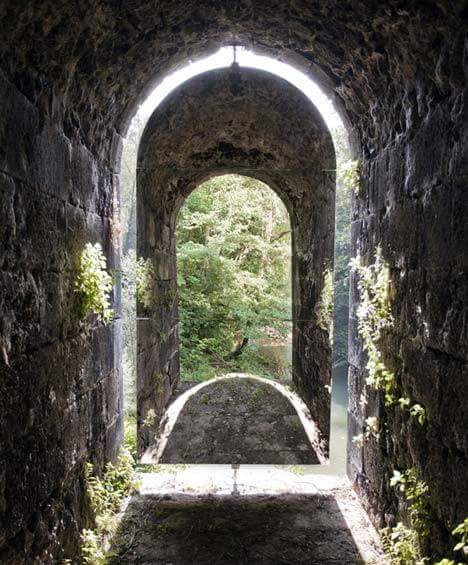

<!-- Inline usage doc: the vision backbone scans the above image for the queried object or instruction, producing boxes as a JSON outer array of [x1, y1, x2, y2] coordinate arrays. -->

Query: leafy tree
[[331, 126, 352, 372], [176, 175, 292, 380]]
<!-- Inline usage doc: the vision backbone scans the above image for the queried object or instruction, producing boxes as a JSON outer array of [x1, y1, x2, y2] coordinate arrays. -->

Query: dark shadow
[[108, 493, 366, 564]]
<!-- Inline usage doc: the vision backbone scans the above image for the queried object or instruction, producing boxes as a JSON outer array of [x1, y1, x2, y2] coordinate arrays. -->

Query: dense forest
[[120, 118, 351, 409], [177, 174, 292, 381]]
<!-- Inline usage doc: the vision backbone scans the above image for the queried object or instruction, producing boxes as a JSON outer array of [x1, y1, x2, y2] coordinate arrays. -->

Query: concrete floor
[[143, 375, 326, 465], [108, 476, 387, 564], [121, 375, 386, 564]]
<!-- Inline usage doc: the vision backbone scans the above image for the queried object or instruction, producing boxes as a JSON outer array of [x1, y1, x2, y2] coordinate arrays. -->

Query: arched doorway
[[135, 66, 336, 459]]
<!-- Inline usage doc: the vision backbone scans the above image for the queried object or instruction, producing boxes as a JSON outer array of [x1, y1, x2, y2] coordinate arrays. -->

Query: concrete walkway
[[143, 375, 326, 465], [109, 476, 387, 564]]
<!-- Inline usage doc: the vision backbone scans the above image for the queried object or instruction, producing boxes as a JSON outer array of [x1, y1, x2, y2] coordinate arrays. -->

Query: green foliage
[[136, 256, 155, 312], [364, 415, 380, 440], [352, 415, 380, 447], [351, 247, 396, 405], [398, 397, 426, 425], [75, 243, 114, 323], [81, 449, 137, 563], [84, 454, 135, 521], [433, 518, 468, 564], [352, 247, 427, 448], [317, 268, 334, 336], [143, 408, 157, 429], [81, 529, 109, 565], [452, 518, 468, 554], [176, 175, 292, 380], [337, 159, 360, 194], [390, 468, 431, 541], [351, 433, 365, 448], [398, 397, 411, 409], [385, 472, 467, 564], [381, 522, 425, 564], [409, 403, 426, 425], [123, 414, 138, 462]]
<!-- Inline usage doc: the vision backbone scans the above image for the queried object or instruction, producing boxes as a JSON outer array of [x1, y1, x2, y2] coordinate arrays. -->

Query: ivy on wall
[[383, 469, 467, 564], [351, 247, 466, 564], [351, 247, 427, 433]]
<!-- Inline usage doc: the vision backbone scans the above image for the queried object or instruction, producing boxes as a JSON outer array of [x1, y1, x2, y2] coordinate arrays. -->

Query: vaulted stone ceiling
[[1, 1, 465, 151]]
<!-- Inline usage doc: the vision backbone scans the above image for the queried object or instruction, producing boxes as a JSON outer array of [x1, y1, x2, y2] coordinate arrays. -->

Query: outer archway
[[136, 67, 336, 457], [1, 4, 465, 560]]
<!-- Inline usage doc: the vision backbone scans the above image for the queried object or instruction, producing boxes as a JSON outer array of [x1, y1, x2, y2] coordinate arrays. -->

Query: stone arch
[[136, 67, 336, 457]]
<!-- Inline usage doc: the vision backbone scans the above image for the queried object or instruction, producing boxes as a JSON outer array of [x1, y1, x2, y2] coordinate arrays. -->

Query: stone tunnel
[[0, 1, 466, 562]]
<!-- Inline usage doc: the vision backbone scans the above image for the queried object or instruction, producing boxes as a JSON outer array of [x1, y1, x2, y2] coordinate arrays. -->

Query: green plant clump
[[75, 242, 114, 323], [136, 256, 155, 312], [81, 449, 137, 563], [337, 159, 360, 194], [384, 471, 467, 564], [390, 468, 432, 540], [381, 521, 424, 564], [317, 268, 334, 337], [451, 518, 468, 555]]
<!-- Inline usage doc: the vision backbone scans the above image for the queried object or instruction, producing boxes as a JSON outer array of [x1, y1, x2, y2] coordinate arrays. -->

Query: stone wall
[[0, 70, 122, 562], [0, 1, 466, 561], [137, 68, 335, 457], [347, 60, 468, 556]]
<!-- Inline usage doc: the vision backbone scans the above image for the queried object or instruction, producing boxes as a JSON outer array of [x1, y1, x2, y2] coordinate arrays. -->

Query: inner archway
[[176, 174, 292, 385], [136, 66, 336, 460]]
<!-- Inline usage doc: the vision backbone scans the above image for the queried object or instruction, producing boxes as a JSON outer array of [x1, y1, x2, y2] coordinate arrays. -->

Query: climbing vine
[[350, 247, 396, 405], [351, 247, 427, 448], [75, 243, 114, 324], [383, 469, 467, 564]]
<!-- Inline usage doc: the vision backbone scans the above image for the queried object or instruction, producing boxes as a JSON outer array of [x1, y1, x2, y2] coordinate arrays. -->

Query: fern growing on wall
[[75, 242, 114, 324]]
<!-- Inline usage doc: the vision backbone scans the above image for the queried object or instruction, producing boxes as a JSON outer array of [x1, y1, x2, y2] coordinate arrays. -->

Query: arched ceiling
[[1, 1, 465, 154], [137, 67, 335, 217], [136, 67, 336, 444]]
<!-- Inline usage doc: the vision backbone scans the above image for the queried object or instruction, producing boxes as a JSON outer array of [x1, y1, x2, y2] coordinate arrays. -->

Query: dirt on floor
[[108, 488, 387, 564], [157, 377, 321, 464]]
